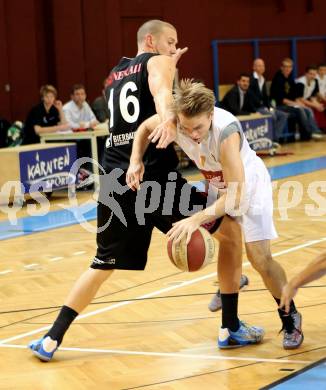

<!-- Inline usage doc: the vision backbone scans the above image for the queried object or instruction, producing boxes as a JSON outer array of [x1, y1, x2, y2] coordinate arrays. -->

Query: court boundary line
[[1, 237, 326, 346], [0, 343, 310, 364]]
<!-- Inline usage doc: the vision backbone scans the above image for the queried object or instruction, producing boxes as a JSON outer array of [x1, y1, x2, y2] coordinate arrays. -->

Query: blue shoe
[[28, 336, 58, 362], [218, 321, 264, 349]]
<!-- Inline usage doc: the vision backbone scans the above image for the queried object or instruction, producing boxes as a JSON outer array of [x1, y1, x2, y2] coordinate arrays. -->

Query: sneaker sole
[[283, 333, 304, 350], [30, 349, 52, 362], [218, 339, 263, 349], [28, 345, 54, 362]]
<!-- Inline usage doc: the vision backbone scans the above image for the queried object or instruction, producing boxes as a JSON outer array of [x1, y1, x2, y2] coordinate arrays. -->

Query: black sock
[[221, 293, 240, 332], [45, 305, 78, 345], [273, 296, 296, 332]]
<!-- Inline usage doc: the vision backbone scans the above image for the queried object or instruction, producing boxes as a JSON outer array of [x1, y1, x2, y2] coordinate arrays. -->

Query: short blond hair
[[172, 79, 215, 117], [40, 84, 57, 98], [137, 19, 175, 45], [282, 57, 293, 66]]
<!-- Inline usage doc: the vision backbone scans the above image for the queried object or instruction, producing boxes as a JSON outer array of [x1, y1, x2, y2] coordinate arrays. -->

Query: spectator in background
[[91, 80, 110, 123], [270, 58, 322, 141], [316, 63, 326, 101], [250, 58, 289, 142], [23, 85, 70, 145], [250, 59, 269, 108], [220, 73, 257, 115], [295, 65, 325, 111], [63, 84, 99, 130], [296, 65, 326, 131], [316, 63, 326, 132]]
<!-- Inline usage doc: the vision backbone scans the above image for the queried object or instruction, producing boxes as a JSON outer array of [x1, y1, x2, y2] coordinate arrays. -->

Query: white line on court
[[0, 237, 325, 347], [73, 251, 86, 256], [0, 344, 310, 364], [23, 264, 39, 269], [49, 257, 64, 262], [0, 270, 12, 275]]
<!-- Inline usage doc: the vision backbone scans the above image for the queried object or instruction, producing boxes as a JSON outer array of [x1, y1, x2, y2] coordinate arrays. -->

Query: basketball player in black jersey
[[28, 20, 259, 362]]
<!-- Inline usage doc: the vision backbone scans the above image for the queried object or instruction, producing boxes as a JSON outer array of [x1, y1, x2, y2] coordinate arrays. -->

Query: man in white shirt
[[295, 66, 324, 111], [316, 63, 326, 101], [296, 65, 326, 131], [63, 84, 99, 129]]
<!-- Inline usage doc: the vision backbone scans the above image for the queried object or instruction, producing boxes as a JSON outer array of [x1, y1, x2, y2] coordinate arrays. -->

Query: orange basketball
[[167, 227, 215, 272]]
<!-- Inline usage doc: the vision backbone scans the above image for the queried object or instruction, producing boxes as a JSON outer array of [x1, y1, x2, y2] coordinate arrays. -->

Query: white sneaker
[[312, 132, 323, 140]]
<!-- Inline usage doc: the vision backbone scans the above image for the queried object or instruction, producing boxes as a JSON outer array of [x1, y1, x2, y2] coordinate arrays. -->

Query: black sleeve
[[32, 107, 45, 126], [270, 74, 284, 106], [262, 82, 270, 108], [220, 88, 243, 115], [50, 106, 60, 125], [23, 107, 39, 144], [311, 80, 319, 97], [270, 77, 278, 102], [249, 80, 262, 108], [247, 89, 261, 110], [295, 82, 305, 99]]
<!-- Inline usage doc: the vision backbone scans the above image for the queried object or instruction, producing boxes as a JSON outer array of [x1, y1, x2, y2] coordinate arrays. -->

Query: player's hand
[[172, 47, 188, 64], [126, 161, 145, 191], [54, 100, 63, 110], [279, 282, 298, 313], [148, 118, 177, 148], [167, 215, 201, 245]]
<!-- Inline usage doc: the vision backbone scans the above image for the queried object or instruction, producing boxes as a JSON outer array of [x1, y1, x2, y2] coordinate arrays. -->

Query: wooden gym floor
[[0, 141, 325, 389]]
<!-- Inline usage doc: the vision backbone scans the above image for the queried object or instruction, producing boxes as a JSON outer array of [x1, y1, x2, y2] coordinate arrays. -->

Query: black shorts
[[91, 169, 222, 270]]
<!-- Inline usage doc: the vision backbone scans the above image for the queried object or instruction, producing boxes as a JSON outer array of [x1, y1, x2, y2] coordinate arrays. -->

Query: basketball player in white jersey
[[127, 80, 304, 349]]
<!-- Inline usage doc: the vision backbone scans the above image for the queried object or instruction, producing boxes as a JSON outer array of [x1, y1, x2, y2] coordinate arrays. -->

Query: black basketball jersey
[[102, 53, 179, 173]]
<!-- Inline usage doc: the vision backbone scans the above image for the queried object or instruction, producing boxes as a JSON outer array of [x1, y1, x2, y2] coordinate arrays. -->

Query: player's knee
[[216, 227, 241, 248], [249, 254, 273, 277]]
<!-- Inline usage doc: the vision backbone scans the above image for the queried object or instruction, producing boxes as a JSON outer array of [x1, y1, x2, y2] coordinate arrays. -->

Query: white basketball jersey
[[175, 107, 258, 192], [176, 107, 277, 243]]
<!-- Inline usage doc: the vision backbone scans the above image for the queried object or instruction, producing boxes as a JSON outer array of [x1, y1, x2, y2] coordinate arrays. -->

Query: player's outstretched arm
[[127, 115, 160, 191], [280, 251, 326, 313], [147, 55, 175, 122], [127, 55, 176, 190], [147, 55, 178, 148]]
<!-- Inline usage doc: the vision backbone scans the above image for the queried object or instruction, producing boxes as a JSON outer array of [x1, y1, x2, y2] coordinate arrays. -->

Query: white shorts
[[237, 158, 278, 243]]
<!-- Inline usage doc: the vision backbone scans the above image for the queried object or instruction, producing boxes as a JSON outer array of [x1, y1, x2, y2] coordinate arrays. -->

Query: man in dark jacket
[[220, 73, 258, 116], [270, 58, 322, 141]]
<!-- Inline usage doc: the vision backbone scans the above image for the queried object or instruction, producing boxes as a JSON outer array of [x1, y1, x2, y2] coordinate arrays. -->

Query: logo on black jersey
[[105, 132, 136, 148], [106, 64, 142, 86]]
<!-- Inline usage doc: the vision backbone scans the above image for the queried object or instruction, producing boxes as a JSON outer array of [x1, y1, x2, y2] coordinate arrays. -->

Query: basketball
[[167, 227, 215, 271]]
